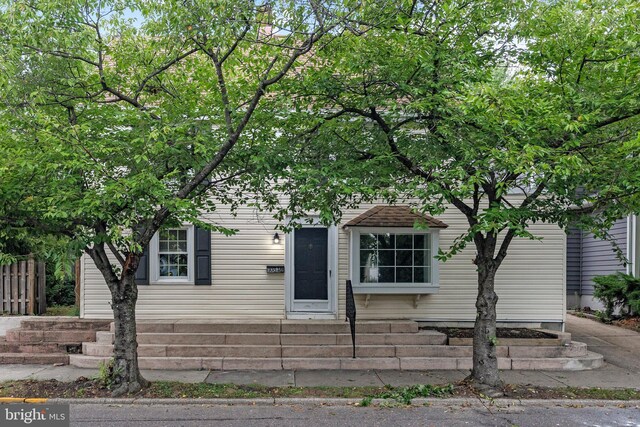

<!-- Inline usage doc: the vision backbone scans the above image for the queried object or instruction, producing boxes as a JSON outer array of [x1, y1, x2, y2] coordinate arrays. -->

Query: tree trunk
[[109, 274, 148, 396], [469, 259, 503, 392]]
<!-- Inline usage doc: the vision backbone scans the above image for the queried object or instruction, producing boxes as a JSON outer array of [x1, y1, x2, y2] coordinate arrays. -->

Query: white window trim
[[348, 227, 440, 294], [149, 225, 195, 285]]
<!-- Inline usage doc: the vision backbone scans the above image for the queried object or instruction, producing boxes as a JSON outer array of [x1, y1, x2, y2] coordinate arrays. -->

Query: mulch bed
[[611, 316, 640, 333], [2, 378, 639, 401], [419, 327, 557, 339]]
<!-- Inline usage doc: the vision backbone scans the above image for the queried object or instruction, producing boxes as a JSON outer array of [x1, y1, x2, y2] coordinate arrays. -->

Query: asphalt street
[[69, 403, 640, 427]]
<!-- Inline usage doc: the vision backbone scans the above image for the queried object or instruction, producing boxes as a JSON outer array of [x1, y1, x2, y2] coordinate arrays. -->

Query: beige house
[[79, 201, 566, 330]]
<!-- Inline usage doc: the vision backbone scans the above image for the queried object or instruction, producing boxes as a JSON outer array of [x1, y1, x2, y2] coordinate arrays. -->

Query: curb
[[0, 398, 48, 403], [37, 397, 640, 408], [567, 311, 602, 322]]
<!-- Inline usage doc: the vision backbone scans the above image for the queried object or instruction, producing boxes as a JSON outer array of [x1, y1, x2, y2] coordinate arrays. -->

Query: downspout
[[578, 229, 583, 297], [635, 215, 640, 277], [626, 215, 635, 276]]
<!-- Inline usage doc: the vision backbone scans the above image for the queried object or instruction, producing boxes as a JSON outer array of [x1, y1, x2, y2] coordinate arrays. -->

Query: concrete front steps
[[70, 320, 603, 371], [0, 318, 111, 365]]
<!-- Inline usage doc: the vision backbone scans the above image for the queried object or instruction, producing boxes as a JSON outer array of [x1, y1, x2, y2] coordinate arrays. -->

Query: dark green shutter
[[134, 245, 150, 285], [194, 227, 212, 285]]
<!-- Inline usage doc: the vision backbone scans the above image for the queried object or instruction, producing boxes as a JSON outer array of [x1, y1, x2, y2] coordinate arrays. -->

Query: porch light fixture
[[272, 233, 280, 244]]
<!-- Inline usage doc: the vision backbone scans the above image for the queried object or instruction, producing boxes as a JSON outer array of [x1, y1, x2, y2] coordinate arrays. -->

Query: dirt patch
[[612, 316, 640, 333], [1, 378, 639, 402], [419, 327, 557, 339]]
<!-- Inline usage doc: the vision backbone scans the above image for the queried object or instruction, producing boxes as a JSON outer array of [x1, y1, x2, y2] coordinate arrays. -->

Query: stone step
[[0, 342, 67, 354], [508, 342, 588, 358], [285, 331, 445, 346], [110, 320, 419, 335], [6, 329, 97, 344], [137, 333, 281, 346], [280, 321, 418, 334], [19, 318, 111, 331], [95, 331, 113, 344], [281, 345, 395, 358], [85, 343, 406, 358], [83, 343, 282, 358], [509, 351, 604, 371], [70, 351, 604, 371], [82, 340, 588, 359], [115, 320, 282, 334], [395, 342, 588, 358], [447, 332, 572, 347], [94, 330, 446, 346], [0, 352, 69, 365]]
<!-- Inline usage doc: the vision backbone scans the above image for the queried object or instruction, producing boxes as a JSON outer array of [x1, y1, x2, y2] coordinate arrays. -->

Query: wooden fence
[[0, 257, 46, 315]]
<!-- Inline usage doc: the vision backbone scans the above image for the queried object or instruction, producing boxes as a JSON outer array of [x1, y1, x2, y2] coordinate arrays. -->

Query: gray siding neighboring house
[[567, 216, 639, 309]]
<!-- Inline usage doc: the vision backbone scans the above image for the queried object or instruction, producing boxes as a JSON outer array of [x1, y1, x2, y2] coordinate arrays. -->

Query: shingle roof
[[343, 206, 448, 228]]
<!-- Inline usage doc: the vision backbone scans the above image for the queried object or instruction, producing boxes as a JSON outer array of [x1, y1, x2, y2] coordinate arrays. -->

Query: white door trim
[[285, 217, 338, 318]]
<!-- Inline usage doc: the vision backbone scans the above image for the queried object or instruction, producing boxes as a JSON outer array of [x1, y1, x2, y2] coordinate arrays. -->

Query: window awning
[[343, 206, 448, 229]]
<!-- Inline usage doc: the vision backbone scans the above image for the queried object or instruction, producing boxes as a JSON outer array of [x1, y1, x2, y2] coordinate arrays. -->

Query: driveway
[[566, 313, 640, 374]]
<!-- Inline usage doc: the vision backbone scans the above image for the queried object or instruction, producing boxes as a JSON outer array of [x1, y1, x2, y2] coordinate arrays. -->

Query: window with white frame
[[150, 226, 194, 284], [350, 228, 440, 293]]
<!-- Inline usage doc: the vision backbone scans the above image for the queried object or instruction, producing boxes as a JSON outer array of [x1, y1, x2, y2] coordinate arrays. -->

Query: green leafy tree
[[280, 0, 640, 392], [0, 0, 353, 395]]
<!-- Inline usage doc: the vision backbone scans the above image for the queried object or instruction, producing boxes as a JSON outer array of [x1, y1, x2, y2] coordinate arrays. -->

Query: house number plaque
[[266, 265, 285, 274]]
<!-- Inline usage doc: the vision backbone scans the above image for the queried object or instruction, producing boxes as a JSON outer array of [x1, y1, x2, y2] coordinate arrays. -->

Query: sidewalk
[[1, 364, 638, 389], [0, 314, 637, 390]]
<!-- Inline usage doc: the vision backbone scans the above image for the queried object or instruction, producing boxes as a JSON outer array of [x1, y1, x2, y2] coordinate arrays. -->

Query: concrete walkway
[[566, 313, 640, 374], [0, 314, 637, 390]]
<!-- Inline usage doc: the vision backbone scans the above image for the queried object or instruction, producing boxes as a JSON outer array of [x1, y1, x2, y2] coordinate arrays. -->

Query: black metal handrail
[[345, 280, 356, 358]]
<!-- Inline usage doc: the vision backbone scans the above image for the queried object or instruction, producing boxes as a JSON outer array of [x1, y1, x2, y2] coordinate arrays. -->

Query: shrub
[[46, 280, 76, 307], [626, 278, 640, 315], [593, 273, 640, 319], [45, 257, 76, 307]]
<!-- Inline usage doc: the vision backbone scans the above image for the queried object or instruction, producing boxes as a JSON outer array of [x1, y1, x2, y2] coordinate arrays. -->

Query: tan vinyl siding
[[82, 199, 565, 323], [81, 208, 286, 319]]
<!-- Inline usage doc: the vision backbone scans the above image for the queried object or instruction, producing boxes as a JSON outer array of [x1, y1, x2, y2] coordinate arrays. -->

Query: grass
[[2, 379, 639, 403], [42, 305, 79, 317], [147, 382, 390, 399], [559, 387, 640, 400]]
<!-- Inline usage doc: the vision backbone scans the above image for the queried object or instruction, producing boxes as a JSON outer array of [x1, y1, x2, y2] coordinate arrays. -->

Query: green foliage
[[46, 281, 76, 307], [377, 384, 455, 405], [0, 0, 350, 266], [357, 384, 456, 406], [95, 358, 119, 390], [43, 305, 79, 316], [0, 0, 356, 392], [593, 273, 640, 319], [359, 396, 373, 407], [43, 247, 77, 307], [276, 0, 640, 389], [594, 310, 608, 323], [280, 0, 640, 260]]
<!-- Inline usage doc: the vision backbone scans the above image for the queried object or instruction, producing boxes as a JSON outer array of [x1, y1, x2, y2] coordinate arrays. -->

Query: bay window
[[350, 228, 440, 294]]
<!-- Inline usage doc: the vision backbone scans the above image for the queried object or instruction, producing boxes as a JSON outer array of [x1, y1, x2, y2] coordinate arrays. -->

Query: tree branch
[[23, 45, 99, 67], [107, 241, 126, 267], [134, 47, 198, 101]]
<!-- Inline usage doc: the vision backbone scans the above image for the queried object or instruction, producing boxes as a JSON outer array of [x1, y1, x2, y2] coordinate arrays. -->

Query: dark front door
[[294, 227, 328, 301]]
